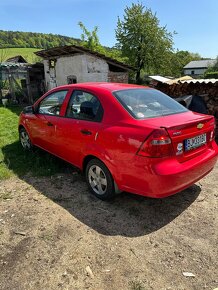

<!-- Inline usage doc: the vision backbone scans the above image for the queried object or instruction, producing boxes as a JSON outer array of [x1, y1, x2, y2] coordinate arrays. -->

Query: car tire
[[19, 127, 33, 151], [85, 159, 115, 200]]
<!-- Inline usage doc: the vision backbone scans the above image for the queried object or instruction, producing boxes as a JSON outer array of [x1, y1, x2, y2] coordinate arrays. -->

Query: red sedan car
[[19, 83, 218, 200]]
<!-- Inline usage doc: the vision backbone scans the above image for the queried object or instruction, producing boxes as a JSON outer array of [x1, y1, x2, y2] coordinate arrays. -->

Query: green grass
[[1, 48, 41, 63], [0, 106, 71, 180]]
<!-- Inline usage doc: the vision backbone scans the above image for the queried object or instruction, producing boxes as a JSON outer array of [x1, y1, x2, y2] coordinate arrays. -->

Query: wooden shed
[[35, 45, 133, 91]]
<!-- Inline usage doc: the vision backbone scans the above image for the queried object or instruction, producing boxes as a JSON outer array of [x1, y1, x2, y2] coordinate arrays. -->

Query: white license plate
[[185, 133, 207, 151]]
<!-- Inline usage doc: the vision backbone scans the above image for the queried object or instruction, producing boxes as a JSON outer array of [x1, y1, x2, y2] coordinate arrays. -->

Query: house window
[[191, 70, 195, 75], [67, 75, 77, 84], [49, 59, 56, 68]]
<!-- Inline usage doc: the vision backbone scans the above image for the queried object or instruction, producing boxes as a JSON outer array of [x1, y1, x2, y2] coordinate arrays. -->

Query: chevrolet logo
[[197, 123, 204, 129]]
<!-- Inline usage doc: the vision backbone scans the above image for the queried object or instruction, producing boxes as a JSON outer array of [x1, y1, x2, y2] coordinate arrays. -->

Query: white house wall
[[184, 68, 207, 76], [44, 60, 57, 90], [44, 54, 109, 90]]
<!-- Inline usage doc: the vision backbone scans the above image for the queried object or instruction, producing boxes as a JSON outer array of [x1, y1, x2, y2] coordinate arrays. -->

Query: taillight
[[208, 120, 216, 142], [210, 130, 215, 141], [137, 129, 173, 158]]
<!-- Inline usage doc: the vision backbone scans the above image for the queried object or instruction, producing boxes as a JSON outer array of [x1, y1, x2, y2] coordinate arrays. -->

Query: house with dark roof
[[35, 45, 133, 91], [6, 55, 27, 63], [183, 59, 216, 77]]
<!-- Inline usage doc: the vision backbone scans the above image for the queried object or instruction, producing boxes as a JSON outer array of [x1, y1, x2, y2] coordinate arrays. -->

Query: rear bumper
[[120, 142, 218, 198]]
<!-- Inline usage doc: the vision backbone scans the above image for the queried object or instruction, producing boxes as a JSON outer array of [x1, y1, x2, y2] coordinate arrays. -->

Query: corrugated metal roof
[[0, 62, 19, 68], [148, 75, 171, 83], [180, 78, 218, 84], [183, 59, 216, 69], [166, 75, 193, 85], [35, 44, 134, 71]]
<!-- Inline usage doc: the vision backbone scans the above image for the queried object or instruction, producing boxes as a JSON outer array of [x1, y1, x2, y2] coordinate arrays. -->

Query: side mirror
[[23, 106, 35, 114]]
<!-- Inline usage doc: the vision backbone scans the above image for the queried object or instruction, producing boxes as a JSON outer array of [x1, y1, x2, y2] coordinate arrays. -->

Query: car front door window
[[38, 90, 68, 116]]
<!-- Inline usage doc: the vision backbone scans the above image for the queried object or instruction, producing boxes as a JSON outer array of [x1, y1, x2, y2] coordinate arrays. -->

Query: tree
[[206, 55, 218, 72], [115, 3, 174, 83], [77, 22, 128, 63], [78, 22, 101, 51], [168, 50, 201, 77], [204, 55, 218, 78]]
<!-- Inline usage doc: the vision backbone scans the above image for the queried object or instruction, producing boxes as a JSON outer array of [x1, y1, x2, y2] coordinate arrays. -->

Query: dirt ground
[[0, 164, 217, 290]]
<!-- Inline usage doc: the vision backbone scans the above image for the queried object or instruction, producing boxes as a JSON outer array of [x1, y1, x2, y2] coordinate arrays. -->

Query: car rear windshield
[[113, 88, 188, 119]]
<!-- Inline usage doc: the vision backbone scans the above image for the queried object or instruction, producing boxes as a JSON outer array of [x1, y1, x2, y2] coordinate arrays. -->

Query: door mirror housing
[[23, 106, 35, 114]]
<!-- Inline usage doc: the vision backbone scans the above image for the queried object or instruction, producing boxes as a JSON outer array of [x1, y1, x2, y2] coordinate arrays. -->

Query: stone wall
[[108, 72, 129, 83]]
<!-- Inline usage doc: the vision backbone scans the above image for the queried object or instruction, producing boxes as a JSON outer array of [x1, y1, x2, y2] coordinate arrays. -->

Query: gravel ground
[[0, 164, 217, 290]]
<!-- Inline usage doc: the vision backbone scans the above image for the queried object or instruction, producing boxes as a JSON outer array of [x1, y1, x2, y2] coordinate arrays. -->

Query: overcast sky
[[0, 0, 217, 58]]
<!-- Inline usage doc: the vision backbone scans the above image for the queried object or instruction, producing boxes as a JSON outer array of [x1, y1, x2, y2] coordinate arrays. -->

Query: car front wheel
[[19, 127, 33, 150], [85, 159, 115, 200]]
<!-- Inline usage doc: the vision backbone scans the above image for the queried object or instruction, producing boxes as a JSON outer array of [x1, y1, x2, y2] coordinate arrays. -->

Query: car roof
[[57, 82, 150, 92]]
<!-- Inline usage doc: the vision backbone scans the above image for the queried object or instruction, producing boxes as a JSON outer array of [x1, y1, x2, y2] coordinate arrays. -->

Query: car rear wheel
[[19, 127, 32, 150], [86, 159, 115, 200]]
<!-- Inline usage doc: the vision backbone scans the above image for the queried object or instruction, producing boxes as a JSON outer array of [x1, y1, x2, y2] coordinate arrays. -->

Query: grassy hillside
[[0, 47, 41, 63], [0, 30, 126, 64], [0, 30, 78, 49]]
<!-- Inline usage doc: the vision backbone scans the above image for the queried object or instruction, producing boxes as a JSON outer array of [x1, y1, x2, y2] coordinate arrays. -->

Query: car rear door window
[[38, 90, 68, 116], [66, 90, 103, 122]]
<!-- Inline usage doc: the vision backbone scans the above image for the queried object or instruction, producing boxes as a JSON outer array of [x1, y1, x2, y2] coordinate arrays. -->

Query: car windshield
[[113, 88, 188, 119]]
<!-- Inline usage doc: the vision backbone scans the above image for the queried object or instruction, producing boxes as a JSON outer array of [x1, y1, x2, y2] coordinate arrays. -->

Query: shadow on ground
[[2, 141, 201, 237]]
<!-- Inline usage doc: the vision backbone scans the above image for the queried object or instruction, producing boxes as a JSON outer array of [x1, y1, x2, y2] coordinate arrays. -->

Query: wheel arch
[[82, 154, 121, 194], [18, 124, 25, 132], [18, 124, 34, 146]]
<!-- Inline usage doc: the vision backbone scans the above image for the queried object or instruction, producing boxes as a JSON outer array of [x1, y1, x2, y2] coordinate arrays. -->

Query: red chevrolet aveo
[[19, 83, 218, 200]]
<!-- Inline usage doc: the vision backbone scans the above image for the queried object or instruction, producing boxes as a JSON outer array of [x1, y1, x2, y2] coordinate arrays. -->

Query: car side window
[[38, 90, 68, 116], [66, 90, 103, 122]]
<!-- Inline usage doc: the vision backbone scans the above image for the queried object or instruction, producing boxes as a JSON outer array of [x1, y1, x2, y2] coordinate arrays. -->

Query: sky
[[0, 0, 217, 58]]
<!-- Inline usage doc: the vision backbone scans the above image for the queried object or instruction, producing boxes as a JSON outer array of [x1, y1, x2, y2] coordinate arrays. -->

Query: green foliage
[[166, 50, 201, 77], [0, 29, 128, 64], [0, 30, 79, 49], [78, 22, 101, 51], [204, 71, 218, 79], [205, 55, 218, 75], [78, 22, 129, 63], [115, 3, 174, 83]]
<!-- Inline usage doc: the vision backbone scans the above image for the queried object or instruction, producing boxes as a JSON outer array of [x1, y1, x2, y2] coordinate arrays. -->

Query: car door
[[54, 89, 104, 168], [29, 89, 69, 153]]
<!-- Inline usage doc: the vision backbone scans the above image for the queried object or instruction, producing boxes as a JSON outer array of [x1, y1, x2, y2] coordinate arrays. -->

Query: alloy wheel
[[88, 165, 107, 195], [20, 130, 31, 150]]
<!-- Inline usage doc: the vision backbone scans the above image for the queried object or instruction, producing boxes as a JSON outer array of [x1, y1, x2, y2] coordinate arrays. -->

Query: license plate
[[184, 133, 207, 151]]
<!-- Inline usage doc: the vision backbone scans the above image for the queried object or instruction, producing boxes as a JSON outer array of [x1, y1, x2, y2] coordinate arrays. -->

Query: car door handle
[[47, 122, 53, 126], [80, 129, 92, 135]]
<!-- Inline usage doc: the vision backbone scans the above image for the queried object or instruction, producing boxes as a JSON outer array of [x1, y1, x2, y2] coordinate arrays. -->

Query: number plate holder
[[184, 133, 206, 151]]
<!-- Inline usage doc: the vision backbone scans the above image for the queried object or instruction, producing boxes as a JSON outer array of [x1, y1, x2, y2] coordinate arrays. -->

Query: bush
[[204, 71, 218, 79]]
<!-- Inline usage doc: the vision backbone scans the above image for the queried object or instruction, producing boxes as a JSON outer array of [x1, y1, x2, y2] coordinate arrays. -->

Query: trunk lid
[[139, 111, 215, 162]]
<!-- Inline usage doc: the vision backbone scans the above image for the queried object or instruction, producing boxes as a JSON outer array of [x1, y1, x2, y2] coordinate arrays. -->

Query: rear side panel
[[165, 115, 215, 162], [104, 112, 218, 197]]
